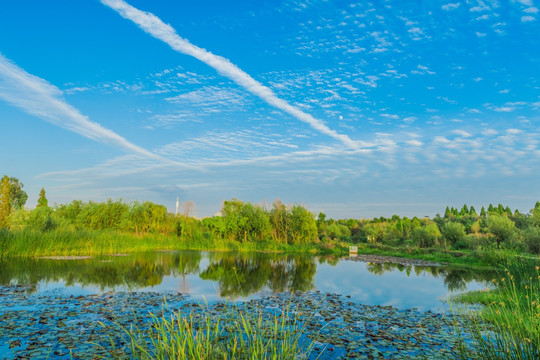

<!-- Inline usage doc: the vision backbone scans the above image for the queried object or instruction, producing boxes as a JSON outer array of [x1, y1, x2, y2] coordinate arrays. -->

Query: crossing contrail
[[101, 0, 358, 149]]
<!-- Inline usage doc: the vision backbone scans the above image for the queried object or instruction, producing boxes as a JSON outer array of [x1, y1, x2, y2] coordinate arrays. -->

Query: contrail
[[101, 0, 358, 149], [0, 52, 164, 161]]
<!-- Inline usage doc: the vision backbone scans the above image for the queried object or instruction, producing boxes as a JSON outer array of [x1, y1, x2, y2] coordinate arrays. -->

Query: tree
[[444, 206, 451, 218], [37, 188, 48, 208], [0, 175, 12, 228], [486, 214, 515, 248], [442, 222, 466, 247], [480, 206, 486, 217], [411, 223, 441, 248], [8, 177, 27, 210], [288, 205, 317, 244], [469, 206, 478, 217]]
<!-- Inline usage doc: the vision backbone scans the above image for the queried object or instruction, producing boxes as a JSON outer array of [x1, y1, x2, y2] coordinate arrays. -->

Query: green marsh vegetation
[[1, 175, 540, 267], [453, 260, 540, 359], [103, 301, 312, 360]]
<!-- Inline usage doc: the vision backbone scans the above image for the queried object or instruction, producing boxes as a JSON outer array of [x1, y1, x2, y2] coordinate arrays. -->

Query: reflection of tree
[[318, 255, 340, 266], [200, 252, 316, 298], [0, 251, 202, 292], [364, 262, 495, 292]]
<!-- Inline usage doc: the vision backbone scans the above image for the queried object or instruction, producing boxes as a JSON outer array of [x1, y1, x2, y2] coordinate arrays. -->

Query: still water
[[0, 251, 493, 311]]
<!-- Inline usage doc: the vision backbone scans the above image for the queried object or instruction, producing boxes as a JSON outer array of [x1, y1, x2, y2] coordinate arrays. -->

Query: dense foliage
[[2, 175, 540, 261]]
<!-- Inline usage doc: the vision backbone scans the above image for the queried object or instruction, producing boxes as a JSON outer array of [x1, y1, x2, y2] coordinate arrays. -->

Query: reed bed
[[102, 303, 312, 360], [455, 260, 540, 360], [0, 229, 180, 258]]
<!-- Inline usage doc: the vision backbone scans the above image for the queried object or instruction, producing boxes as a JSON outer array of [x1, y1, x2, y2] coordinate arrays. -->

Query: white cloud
[[521, 15, 536, 22], [452, 129, 472, 137], [524, 7, 539, 13], [482, 129, 498, 136], [0, 52, 163, 161], [101, 0, 358, 149], [493, 106, 515, 112], [516, 0, 533, 6], [442, 3, 461, 11], [507, 128, 523, 134], [406, 139, 423, 146]]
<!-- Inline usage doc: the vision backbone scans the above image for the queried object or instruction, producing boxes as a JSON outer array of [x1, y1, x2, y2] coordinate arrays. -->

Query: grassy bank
[[453, 260, 540, 359], [1, 228, 528, 268], [0, 228, 330, 258]]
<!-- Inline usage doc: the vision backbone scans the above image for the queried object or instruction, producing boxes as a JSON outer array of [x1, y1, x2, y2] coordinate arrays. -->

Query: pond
[[0, 251, 492, 310], [0, 251, 494, 359]]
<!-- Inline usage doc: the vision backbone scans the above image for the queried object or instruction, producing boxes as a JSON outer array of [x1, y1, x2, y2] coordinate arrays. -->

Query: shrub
[[524, 227, 540, 255], [442, 222, 466, 247], [410, 223, 441, 248], [486, 214, 516, 248]]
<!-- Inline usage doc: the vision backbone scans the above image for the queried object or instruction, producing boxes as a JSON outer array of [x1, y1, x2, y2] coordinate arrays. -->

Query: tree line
[[1, 175, 539, 254]]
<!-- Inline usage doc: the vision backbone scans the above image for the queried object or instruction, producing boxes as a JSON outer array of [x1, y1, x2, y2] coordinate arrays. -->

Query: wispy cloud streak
[[101, 0, 358, 149], [0, 52, 163, 160]]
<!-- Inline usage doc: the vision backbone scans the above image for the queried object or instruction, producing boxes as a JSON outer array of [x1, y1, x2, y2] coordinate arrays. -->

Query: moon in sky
[[339, 115, 343, 120]]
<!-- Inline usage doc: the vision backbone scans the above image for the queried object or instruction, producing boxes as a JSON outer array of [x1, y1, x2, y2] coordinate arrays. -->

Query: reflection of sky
[[33, 253, 487, 312], [314, 261, 486, 312]]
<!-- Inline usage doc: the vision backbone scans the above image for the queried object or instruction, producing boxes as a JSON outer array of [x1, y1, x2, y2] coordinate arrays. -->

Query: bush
[[524, 227, 540, 255], [27, 207, 56, 231], [410, 223, 441, 248], [486, 214, 516, 248], [442, 222, 466, 247]]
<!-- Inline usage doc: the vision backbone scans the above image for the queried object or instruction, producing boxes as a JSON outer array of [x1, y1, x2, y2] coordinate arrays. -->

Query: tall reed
[[103, 302, 312, 360], [456, 260, 540, 359]]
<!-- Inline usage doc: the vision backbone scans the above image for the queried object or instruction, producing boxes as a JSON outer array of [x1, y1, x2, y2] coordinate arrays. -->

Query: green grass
[[0, 228, 181, 258], [0, 227, 529, 269], [101, 302, 312, 360], [453, 260, 540, 359], [0, 228, 335, 258]]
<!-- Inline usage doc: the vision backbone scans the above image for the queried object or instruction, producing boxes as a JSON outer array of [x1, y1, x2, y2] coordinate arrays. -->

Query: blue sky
[[1, 0, 539, 218]]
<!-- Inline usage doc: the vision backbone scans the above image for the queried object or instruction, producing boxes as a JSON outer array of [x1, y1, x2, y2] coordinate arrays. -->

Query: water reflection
[[200, 252, 316, 297], [0, 251, 202, 293], [0, 251, 494, 308], [363, 262, 494, 292]]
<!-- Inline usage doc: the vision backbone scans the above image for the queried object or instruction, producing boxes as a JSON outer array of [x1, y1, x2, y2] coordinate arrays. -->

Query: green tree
[[288, 205, 317, 244], [8, 177, 27, 210], [442, 222, 466, 247], [531, 202, 540, 226], [0, 175, 12, 228], [269, 200, 289, 242], [27, 206, 56, 231], [469, 206, 478, 217], [444, 206, 451, 218], [480, 206, 486, 217], [37, 188, 48, 208], [486, 214, 515, 248], [410, 223, 441, 248]]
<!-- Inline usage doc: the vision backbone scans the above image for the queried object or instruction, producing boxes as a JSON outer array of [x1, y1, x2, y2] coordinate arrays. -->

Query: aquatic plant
[[455, 260, 540, 360], [103, 302, 312, 360]]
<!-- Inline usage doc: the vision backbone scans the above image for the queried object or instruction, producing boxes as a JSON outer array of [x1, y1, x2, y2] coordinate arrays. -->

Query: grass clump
[[104, 303, 312, 360], [455, 260, 540, 359]]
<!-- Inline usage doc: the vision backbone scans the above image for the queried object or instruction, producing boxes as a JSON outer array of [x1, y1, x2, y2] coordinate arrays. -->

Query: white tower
[[175, 196, 179, 215]]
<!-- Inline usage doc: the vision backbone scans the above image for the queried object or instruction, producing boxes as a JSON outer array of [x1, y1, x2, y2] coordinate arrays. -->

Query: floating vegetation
[[0, 284, 472, 359]]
